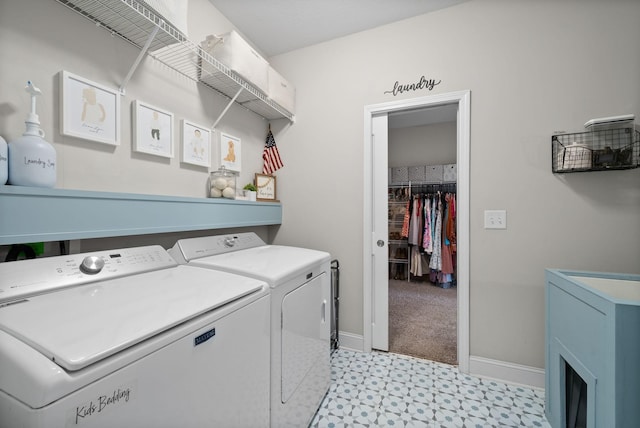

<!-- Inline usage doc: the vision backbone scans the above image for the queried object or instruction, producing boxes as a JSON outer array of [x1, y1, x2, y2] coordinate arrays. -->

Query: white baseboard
[[469, 355, 545, 389], [335, 333, 545, 390], [337, 331, 364, 352]]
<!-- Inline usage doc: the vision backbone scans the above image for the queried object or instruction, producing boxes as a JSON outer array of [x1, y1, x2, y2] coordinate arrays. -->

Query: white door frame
[[363, 90, 471, 373]]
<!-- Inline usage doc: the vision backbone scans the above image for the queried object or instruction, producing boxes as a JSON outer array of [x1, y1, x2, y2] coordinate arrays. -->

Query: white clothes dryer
[[170, 233, 331, 428], [0, 245, 270, 428]]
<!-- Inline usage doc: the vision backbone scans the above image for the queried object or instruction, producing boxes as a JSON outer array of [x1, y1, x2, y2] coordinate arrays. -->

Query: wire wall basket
[[552, 127, 639, 173]]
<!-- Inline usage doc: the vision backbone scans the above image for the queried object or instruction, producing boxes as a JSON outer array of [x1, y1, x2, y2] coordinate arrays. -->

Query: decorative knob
[[80, 256, 105, 275], [223, 236, 237, 248], [377, 240, 385, 247]]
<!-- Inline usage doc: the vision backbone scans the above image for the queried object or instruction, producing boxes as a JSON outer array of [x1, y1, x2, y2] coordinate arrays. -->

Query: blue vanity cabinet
[[545, 269, 640, 428]]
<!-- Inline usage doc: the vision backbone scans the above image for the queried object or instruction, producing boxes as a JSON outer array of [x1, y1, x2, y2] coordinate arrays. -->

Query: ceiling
[[208, 0, 469, 57]]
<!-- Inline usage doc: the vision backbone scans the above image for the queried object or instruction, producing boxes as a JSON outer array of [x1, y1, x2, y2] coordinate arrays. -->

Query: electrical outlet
[[484, 210, 507, 229]]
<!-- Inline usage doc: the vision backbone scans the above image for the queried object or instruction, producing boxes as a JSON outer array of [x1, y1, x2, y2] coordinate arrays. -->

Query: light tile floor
[[310, 349, 551, 428]]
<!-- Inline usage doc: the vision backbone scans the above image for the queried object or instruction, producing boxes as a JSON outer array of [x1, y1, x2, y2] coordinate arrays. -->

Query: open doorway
[[387, 105, 458, 365], [363, 90, 470, 373]]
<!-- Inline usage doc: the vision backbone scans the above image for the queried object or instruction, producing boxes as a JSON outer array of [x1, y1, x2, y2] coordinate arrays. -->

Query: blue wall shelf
[[0, 186, 282, 245]]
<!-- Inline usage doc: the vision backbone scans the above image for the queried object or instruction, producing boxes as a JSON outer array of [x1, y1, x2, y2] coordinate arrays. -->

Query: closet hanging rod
[[408, 182, 457, 195]]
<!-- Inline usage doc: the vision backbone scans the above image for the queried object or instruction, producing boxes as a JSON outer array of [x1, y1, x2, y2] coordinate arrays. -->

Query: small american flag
[[263, 128, 283, 175]]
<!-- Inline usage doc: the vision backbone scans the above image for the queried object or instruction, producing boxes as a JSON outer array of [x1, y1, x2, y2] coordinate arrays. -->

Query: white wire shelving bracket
[[119, 22, 160, 95], [212, 87, 243, 130], [55, 0, 295, 124]]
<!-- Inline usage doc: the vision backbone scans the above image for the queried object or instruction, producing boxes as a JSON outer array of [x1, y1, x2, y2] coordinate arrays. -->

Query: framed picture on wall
[[132, 100, 174, 158], [59, 70, 121, 146], [181, 120, 211, 167], [220, 132, 241, 172]]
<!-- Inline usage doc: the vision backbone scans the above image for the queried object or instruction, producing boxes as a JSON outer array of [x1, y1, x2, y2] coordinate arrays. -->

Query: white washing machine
[[169, 233, 331, 428], [0, 245, 270, 428]]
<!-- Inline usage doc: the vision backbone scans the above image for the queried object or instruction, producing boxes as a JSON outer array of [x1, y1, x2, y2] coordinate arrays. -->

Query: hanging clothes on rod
[[437, 192, 456, 286], [404, 183, 457, 288]]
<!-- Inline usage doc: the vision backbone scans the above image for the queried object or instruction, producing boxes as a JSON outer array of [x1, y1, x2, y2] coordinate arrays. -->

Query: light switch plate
[[484, 210, 507, 229]]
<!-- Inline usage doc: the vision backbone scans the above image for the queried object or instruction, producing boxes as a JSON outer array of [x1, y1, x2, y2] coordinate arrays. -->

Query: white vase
[[245, 190, 257, 201], [8, 81, 56, 188], [8, 123, 56, 188]]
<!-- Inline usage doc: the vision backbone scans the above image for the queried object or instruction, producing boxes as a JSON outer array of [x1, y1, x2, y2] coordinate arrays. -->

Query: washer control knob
[[80, 256, 105, 275], [223, 237, 237, 248]]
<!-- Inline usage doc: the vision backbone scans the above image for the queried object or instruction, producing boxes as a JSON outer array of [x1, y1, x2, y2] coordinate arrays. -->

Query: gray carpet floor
[[388, 279, 457, 365]]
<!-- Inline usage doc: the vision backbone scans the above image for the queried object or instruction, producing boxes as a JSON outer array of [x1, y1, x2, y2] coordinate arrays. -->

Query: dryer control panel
[[0, 245, 176, 305], [169, 232, 266, 263]]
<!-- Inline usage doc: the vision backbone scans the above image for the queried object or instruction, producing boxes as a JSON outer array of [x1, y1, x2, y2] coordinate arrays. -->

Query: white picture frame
[[59, 70, 121, 146], [181, 120, 211, 167], [220, 132, 241, 172], [132, 100, 174, 158]]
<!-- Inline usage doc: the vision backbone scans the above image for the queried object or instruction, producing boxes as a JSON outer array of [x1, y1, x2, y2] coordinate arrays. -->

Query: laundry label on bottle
[[22, 156, 56, 169]]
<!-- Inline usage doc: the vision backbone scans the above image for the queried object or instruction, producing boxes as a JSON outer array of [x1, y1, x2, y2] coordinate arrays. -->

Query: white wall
[[0, 0, 270, 198], [388, 122, 456, 168], [268, 0, 640, 369]]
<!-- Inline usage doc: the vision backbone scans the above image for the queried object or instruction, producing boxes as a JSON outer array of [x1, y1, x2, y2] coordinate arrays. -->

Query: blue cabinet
[[0, 186, 282, 244], [545, 269, 640, 428]]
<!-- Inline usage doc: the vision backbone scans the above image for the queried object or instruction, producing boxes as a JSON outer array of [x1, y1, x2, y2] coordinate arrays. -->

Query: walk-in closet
[[387, 107, 457, 365]]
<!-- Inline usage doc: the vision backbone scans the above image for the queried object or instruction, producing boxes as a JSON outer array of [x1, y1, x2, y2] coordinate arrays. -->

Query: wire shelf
[[56, 0, 294, 122], [552, 127, 639, 173]]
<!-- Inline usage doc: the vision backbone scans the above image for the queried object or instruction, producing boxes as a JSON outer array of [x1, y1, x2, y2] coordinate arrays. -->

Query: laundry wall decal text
[[384, 76, 441, 96]]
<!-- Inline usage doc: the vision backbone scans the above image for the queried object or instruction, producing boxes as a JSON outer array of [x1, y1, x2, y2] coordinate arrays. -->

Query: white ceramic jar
[[8, 81, 56, 188], [8, 124, 56, 188]]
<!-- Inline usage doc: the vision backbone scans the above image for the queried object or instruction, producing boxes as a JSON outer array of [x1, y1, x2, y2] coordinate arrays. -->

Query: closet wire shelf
[[55, 0, 294, 122], [552, 127, 639, 173]]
